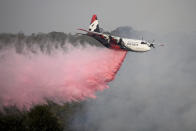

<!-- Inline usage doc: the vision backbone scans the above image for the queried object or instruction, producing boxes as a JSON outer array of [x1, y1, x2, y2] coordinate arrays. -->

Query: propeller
[[148, 40, 165, 48], [149, 40, 155, 48]]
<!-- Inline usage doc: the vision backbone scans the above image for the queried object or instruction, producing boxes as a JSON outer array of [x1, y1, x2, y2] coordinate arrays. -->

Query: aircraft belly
[[123, 44, 148, 52]]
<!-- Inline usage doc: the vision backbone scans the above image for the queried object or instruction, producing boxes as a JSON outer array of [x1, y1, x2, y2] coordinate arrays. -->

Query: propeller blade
[[149, 44, 155, 48]]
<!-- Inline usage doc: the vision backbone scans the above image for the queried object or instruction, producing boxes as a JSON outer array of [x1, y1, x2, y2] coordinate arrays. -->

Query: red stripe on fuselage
[[110, 44, 121, 50], [87, 32, 122, 50]]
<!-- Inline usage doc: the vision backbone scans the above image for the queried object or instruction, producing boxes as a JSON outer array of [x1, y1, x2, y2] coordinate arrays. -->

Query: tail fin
[[89, 14, 100, 32]]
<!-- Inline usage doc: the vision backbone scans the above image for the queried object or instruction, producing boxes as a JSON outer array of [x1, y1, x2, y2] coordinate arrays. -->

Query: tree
[[26, 105, 63, 131]]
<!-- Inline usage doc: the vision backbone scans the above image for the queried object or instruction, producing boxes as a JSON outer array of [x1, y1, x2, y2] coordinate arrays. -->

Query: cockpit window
[[141, 42, 147, 44]]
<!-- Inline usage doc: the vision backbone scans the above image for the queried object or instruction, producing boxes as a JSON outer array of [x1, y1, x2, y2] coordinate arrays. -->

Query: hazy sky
[[0, 0, 196, 35]]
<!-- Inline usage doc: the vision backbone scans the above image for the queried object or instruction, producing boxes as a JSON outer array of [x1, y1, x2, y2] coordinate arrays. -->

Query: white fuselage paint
[[109, 35, 151, 52], [122, 38, 151, 52]]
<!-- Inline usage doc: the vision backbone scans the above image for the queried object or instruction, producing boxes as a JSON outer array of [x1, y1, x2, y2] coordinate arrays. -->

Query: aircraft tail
[[89, 14, 100, 32]]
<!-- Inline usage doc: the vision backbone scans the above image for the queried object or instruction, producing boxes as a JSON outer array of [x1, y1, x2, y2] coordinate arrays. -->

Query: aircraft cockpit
[[141, 41, 147, 44]]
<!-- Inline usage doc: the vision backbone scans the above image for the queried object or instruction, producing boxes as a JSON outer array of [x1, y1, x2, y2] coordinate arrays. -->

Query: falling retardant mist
[[0, 40, 127, 110]]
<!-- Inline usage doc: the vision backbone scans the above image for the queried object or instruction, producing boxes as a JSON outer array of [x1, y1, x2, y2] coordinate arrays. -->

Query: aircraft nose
[[146, 45, 151, 50], [146, 43, 151, 50]]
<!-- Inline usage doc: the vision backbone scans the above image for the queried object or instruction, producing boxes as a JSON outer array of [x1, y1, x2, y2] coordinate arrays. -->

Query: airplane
[[78, 14, 163, 52]]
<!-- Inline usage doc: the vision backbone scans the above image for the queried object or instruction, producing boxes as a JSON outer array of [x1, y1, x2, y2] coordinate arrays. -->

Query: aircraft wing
[[78, 28, 120, 39], [78, 28, 125, 50], [78, 28, 103, 35]]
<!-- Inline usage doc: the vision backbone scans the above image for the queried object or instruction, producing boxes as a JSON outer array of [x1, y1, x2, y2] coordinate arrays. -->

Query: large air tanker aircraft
[[78, 14, 163, 52]]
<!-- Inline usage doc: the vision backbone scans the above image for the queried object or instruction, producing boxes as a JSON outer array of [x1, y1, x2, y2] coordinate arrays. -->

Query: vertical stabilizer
[[89, 14, 100, 32]]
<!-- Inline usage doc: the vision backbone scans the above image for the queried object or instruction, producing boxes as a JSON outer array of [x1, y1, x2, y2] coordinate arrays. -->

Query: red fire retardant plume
[[0, 45, 127, 109]]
